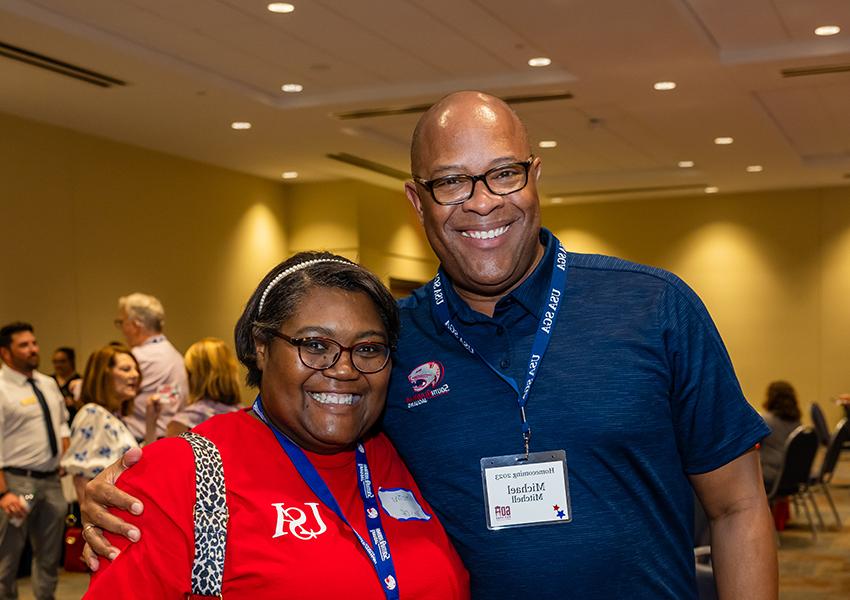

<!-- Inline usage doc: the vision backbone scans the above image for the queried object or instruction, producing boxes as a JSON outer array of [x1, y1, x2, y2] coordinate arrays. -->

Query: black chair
[[810, 402, 831, 447], [766, 426, 820, 540], [842, 405, 850, 451], [809, 418, 850, 528]]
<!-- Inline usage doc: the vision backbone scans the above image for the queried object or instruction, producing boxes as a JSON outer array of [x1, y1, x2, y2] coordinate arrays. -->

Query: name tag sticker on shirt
[[481, 450, 572, 530], [378, 488, 432, 521], [20, 396, 36, 406]]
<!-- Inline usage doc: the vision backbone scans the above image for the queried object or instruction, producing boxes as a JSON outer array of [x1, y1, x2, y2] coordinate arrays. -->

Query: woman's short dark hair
[[764, 380, 801, 422], [234, 251, 400, 388]]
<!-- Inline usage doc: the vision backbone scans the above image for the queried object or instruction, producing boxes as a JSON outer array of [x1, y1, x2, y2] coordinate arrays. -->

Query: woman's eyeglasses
[[261, 328, 391, 374]]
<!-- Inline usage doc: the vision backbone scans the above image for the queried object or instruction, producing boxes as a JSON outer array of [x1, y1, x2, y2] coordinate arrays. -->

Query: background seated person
[[759, 380, 802, 490]]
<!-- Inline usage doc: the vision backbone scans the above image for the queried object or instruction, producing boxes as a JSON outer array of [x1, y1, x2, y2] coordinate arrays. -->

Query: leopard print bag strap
[[180, 431, 229, 599]]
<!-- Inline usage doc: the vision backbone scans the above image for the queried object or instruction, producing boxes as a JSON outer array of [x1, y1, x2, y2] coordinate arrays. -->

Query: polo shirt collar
[[432, 228, 559, 327], [506, 228, 558, 319]]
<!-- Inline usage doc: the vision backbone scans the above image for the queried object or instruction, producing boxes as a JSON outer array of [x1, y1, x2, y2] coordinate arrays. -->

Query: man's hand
[[81, 447, 144, 570], [0, 492, 26, 520]]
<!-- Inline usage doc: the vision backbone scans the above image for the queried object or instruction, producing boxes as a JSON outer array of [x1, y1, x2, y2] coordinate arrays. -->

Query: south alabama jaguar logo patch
[[405, 361, 450, 408]]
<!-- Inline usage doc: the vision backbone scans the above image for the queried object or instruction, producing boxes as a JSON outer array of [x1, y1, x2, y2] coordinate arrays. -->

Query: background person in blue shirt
[[82, 91, 777, 599]]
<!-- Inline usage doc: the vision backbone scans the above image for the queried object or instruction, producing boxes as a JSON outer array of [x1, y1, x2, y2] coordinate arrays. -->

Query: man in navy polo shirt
[[385, 91, 776, 599], [81, 91, 777, 599]]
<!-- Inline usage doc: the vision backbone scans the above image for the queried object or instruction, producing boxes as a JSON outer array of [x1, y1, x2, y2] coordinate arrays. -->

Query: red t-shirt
[[86, 410, 469, 599]]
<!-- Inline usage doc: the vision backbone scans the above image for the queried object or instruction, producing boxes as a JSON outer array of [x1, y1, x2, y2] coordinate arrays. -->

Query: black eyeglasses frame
[[413, 156, 535, 206]]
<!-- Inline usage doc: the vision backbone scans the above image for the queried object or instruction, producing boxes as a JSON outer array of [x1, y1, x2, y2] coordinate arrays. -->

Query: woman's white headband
[[257, 258, 353, 314]]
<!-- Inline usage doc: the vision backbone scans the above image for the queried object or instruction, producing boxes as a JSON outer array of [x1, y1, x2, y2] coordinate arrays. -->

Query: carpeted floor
[[774, 454, 850, 599], [14, 456, 850, 599]]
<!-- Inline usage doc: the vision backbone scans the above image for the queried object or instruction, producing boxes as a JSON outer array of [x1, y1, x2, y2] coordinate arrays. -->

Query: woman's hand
[[80, 447, 144, 570]]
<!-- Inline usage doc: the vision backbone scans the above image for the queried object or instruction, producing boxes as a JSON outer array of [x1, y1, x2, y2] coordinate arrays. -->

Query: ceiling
[[2, 0, 850, 204]]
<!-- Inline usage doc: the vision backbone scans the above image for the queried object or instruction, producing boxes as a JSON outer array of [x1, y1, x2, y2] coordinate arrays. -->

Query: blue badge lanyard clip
[[431, 242, 569, 457], [252, 397, 400, 599]]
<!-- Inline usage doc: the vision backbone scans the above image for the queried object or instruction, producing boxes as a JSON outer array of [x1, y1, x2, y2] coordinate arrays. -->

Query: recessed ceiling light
[[267, 3, 295, 13], [230, 121, 252, 130], [704, 186, 719, 194], [528, 57, 552, 67], [538, 140, 558, 148], [281, 171, 299, 179], [677, 160, 695, 168], [746, 165, 763, 173], [653, 81, 677, 91], [281, 83, 303, 93], [714, 137, 734, 145], [815, 25, 841, 36]]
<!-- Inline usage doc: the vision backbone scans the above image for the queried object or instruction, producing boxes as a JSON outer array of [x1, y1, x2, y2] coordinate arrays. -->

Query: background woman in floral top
[[61, 344, 142, 502]]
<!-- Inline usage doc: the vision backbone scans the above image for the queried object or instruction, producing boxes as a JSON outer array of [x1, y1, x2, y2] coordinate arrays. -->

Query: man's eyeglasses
[[261, 328, 391, 374], [413, 157, 534, 206]]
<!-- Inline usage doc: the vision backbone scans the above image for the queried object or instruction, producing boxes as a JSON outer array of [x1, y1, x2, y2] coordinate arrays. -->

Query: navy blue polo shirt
[[384, 228, 769, 599]]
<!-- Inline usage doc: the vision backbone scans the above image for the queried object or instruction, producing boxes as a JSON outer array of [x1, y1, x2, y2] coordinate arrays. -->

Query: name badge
[[20, 396, 37, 406], [481, 450, 572, 530], [378, 488, 431, 521]]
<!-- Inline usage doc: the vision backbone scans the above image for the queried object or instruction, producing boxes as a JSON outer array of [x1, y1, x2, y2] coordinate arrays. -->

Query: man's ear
[[534, 157, 542, 182], [404, 181, 426, 225]]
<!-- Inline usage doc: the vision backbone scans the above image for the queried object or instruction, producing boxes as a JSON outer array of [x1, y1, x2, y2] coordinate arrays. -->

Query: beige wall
[[286, 179, 438, 285], [3, 111, 849, 427], [0, 112, 288, 396], [543, 187, 850, 426]]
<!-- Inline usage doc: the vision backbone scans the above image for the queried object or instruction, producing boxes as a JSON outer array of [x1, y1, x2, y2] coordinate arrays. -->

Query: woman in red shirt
[[83, 252, 469, 600]]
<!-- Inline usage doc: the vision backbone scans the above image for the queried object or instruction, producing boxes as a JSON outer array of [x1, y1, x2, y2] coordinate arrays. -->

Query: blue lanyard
[[252, 397, 400, 599], [431, 241, 569, 455]]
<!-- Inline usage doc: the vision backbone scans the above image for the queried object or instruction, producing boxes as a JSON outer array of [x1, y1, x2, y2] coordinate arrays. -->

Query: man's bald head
[[410, 91, 530, 175]]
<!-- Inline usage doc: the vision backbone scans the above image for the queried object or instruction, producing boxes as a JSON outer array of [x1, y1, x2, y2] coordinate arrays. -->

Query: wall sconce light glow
[[677, 160, 695, 168], [550, 197, 564, 204], [704, 186, 719, 194], [746, 165, 763, 173], [815, 25, 841, 36], [281, 83, 303, 93], [653, 81, 677, 91], [267, 3, 295, 13], [714, 137, 734, 145], [281, 171, 299, 179], [538, 140, 558, 148], [231, 121, 252, 130], [528, 57, 552, 67]]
